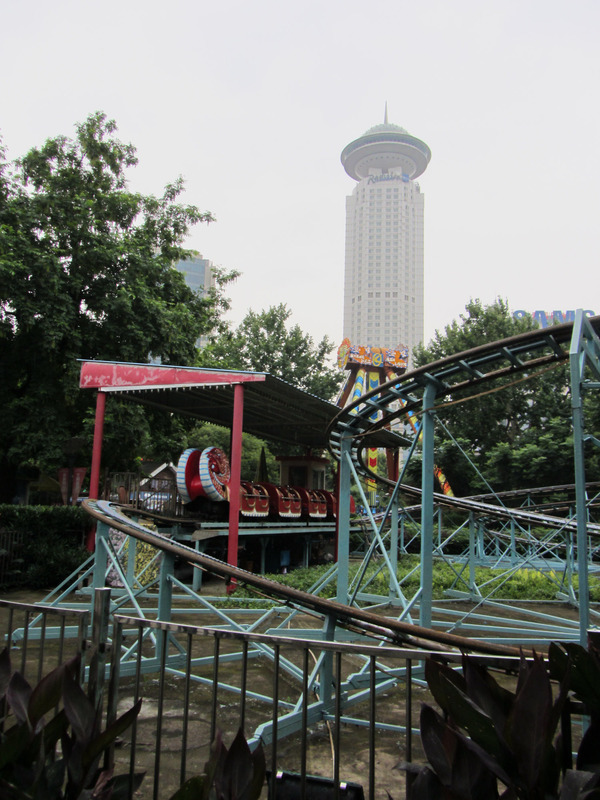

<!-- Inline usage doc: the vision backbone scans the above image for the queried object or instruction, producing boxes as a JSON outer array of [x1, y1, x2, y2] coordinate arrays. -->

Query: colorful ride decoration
[[401, 402, 455, 498], [336, 338, 455, 499], [433, 466, 454, 497], [176, 447, 230, 504], [337, 339, 409, 501], [177, 448, 339, 520], [336, 339, 407, 412], [337, 338, 408, 371]]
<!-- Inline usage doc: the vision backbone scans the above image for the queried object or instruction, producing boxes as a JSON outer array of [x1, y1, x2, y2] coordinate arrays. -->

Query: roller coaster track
[[82, 498, 521, 657], [386, 482, 600, 536], [12, 316, 598, 761], [318, 312, 600, 649], [327, 314, 600, 531], [71, 315, 599, 663]]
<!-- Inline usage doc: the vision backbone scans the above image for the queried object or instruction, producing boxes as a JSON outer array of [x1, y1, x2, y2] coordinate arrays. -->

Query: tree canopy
[[411, 299, 581, 495], [0, 113, 235, 500], [202, 303, 344, 401], [185, 423, 278, 483]]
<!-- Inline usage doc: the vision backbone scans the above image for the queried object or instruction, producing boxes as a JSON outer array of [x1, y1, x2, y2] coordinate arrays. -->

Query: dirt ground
[[109, 650, 427, 799]]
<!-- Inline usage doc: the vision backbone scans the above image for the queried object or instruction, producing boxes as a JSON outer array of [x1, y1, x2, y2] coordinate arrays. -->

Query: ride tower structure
[[341, 108, 431, 364]]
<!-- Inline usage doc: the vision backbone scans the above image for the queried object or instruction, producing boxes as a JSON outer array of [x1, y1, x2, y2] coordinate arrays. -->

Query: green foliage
[[170, 728, 265, 800], [0, 503, 91, 536], [230, 559, 597, 604], [413, 299, 579, 494], [0, 113, 237, 500], [0, 504, 90, 589], [201, 303, 343, 401], [415, 298, 533, 363], [0, 647, 144, 799], [403, 645, 600, 800], [185, 423, 278, 482]]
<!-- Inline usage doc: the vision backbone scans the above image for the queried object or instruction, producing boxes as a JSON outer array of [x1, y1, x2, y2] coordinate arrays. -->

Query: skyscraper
[[174, 254, 216, 349], [175, 254, 215, 296], [341, 112, 431, 361]]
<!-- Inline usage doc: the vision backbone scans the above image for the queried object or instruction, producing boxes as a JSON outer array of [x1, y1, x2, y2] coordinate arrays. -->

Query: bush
[[230, 559, 582, 604], [0, 504, 91, 590], [401, 643, 600, 800], [0, 647, 144, 799]]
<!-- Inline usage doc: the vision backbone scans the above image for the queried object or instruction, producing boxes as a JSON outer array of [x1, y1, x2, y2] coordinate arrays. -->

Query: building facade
[[341, 115, 431, 362], [175, 254, 215, 296], [174, 254, 216, 348]]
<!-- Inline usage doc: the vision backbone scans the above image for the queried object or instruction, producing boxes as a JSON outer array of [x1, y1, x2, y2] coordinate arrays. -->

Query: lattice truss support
[[331, 310, 600, 647], [7, 312, 600, 745]]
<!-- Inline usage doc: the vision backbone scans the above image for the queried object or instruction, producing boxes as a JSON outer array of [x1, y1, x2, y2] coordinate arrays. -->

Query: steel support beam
[[570, 310, 600, 644], [227, 383, 244, 571], [420, 382, 437, 629], [336, 435, 353, 604]]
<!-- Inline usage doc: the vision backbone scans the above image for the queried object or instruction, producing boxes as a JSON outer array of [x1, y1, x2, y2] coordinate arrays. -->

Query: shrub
[[0, 505, 91, 590], [170, 728, 265, 800], [0, 647, 144, 799], [230, 558, 590, 605], [401, 642, 600, 800]]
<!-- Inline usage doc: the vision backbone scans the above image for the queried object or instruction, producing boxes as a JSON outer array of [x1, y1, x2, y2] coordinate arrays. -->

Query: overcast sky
[[2, 0, 599, 355]]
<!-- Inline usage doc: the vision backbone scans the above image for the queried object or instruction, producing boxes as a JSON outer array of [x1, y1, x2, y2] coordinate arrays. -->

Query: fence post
[[88, 587, 111, 708]]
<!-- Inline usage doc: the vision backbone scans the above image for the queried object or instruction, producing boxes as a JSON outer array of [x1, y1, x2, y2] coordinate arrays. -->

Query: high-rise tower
[[341, 111, 431, 361]]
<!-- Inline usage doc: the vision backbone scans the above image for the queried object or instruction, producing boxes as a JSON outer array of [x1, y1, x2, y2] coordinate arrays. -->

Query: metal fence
[[106, 613, 430, 800], [0, 594, 581, 800], [0, 596, 89, 682]]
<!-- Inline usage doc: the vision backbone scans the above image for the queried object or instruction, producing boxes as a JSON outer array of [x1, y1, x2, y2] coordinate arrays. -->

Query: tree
[[201, 303, 344, 401], [0, 113, 236, 500], [185, 422, 278, 483], [411, 299, 577, 494]]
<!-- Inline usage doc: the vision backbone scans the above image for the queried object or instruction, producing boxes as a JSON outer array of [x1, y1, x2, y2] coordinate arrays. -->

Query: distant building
[[174, 255, 216, 348], [341, 110, 431, 362], [175, 254, 216, 296]]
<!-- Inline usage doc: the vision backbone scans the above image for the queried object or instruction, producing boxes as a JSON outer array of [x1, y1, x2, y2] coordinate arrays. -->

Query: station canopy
[[79, 360, 404, 451]]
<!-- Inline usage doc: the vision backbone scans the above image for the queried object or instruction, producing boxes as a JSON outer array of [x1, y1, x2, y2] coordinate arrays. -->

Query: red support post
[[86, 391, 106, 551], [89, 391, 106, 500], [227, 384, 244, 587]]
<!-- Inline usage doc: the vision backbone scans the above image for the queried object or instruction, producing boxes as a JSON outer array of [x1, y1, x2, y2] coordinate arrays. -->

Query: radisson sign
[[513, 309, 596, 328], [366, 173, 409, 185]]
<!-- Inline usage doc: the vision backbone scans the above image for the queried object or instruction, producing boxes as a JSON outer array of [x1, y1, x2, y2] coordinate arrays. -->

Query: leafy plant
[[0, 504, 90, 590], [402, 646, 600, 800], [0, 647, 144, 799], [230, 560, 582, 603], [170, 728, 265, 800]]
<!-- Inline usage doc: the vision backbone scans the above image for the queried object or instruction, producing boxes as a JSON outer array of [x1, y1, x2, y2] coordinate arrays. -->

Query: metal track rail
[[392, 482, 600, 535], [82, 499, 522, 657], [328, 317, 600, 466], [327, 316, 600, 530]]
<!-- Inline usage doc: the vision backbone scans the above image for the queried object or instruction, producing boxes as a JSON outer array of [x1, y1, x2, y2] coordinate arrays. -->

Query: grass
[[230, 557, 600, 604]]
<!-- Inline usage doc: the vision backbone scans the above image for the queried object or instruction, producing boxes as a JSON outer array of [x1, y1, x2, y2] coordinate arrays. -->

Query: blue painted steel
[[570, 310, 600, 644], [336, 435, 352, 604], [419, 382, 436, 629]]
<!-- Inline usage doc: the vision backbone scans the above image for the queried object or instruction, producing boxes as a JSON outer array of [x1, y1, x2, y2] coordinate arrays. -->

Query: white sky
[[2, 0, 599, 354]]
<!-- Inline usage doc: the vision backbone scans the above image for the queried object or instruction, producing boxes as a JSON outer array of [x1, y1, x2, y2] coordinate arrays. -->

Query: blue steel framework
[[329, 310, 600, 645], [8, 312, 600, 749]]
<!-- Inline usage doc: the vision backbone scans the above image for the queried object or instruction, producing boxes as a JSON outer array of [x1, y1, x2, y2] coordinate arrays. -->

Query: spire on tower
[[384, 101, 388, 124]]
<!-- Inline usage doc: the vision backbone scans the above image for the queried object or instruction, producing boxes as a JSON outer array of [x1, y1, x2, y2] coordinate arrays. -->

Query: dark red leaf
[[6, 670, 32, 726]]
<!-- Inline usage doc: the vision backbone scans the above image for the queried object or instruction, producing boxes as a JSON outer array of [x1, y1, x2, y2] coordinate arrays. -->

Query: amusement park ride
[[12, 310, 600, 748]]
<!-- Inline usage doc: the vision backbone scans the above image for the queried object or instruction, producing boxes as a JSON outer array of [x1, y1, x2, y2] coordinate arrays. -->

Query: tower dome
[[341, 116, 431, 181]]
